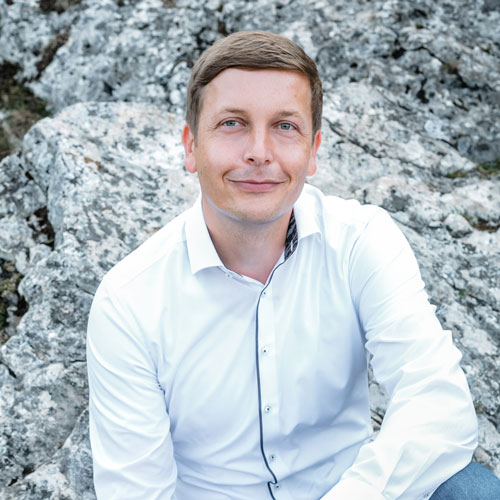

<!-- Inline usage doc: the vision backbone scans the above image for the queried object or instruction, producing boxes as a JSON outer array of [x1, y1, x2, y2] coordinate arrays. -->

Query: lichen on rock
[[0, 0, 499, 497], [0, 259, 27, 345]]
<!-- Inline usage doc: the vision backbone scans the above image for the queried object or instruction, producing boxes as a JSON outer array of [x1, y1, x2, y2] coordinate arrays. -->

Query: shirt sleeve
[[87, 280, 178, 500], [323, 209, 478, 500]]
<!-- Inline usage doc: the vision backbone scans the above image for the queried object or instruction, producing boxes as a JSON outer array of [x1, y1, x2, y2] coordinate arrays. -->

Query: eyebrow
[[219, 108, 247, 115], [274, 111, 305, 121], [217, 108, 305, 121]]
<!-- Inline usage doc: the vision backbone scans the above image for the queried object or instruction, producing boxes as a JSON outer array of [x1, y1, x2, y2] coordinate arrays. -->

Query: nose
[[244, 128, 273, 165]]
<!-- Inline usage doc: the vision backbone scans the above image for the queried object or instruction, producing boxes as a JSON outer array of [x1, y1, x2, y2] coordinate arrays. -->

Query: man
[[87, 31, 498, 499]]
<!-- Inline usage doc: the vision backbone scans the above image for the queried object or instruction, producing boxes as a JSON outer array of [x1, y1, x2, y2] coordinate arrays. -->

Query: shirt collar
[[185, 184, 321, 274], [293, 183, 322, 243], [185, 196, 223, 275]]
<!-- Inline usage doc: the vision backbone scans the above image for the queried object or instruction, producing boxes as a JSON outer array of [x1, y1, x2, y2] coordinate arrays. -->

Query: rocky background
[[0, 0, 499, 497]]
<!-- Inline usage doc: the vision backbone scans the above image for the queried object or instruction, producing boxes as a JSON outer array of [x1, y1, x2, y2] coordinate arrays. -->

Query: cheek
[[278, 149, 313, 176], [202, 141, 239, 173], [200, 137, 228, 161], [195, 148, 225, 186]]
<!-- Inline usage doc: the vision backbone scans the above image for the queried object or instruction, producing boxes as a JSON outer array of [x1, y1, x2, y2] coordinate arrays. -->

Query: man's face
[[182, 68, 321, 227]]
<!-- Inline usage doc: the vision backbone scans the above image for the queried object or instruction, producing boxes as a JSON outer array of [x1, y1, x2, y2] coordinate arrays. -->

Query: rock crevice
[[0, 0, 499, 497]]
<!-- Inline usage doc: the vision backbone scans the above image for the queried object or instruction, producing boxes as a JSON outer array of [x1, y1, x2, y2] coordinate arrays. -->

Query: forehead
[[200, 68, 312, 119]]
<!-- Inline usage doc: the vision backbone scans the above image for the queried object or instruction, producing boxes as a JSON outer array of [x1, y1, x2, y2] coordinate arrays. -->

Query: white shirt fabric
[[87, 184, 477, 500]]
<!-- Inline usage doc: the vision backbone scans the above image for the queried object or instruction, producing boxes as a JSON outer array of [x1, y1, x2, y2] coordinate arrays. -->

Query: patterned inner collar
[[284, 210, 298, 260]]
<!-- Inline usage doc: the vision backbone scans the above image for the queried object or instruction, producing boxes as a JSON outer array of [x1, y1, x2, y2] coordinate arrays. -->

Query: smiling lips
[[229, 179, 284, 192]]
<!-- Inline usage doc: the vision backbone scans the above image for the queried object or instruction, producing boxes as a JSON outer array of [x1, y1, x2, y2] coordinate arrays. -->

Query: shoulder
[[298, 184, 392, 244], [101, 208, 190, 294], [89, 208, 192, 342]]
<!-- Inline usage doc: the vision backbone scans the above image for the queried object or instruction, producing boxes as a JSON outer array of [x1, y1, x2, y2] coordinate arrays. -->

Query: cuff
[[322, 477, 385, 500]]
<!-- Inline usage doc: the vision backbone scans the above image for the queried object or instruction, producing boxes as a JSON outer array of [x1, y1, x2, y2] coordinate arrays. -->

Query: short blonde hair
[[186, 31, 322, 137]]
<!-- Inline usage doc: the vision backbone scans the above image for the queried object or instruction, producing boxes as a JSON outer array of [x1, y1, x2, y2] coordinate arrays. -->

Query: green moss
[[474, 401, 487, 415], [0, 302, 6, 330], [0, 62, 51, 158], [0, 273, 21, 296], [445, 170, 468, 179], [0, 126, 11, 161], [445, 157, 500, 180], [461, 211, 500, 233], [0, 261, 22, 298], [3, 84, 49, 117], [477, 158, 500, 178], [0, 61, 50, 117], [0, 259, 25, 344]]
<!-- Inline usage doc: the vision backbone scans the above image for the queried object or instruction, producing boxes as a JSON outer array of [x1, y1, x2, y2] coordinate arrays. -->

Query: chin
[[228, 208, 289, 226]]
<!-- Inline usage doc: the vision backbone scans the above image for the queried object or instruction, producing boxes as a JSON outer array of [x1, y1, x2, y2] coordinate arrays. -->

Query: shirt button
[[261, 346, 269, 355], [275, 483, 280, 490], [269, 453, 276, 461], [264, 405, 271, 413]]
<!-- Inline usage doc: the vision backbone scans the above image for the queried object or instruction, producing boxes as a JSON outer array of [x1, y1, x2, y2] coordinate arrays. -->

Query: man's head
[[185, 30, 323, 139], [182, 31, 323, 230]]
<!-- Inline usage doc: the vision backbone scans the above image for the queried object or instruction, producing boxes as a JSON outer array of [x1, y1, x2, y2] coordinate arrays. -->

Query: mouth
[[229, 179, 283, 192]]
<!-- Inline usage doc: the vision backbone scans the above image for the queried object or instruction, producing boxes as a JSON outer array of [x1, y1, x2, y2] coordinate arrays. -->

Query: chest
[[153, 264, 367, 455]]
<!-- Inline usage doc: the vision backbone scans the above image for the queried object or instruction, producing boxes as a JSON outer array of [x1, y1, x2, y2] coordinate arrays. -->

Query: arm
[[87, 281, 177, 499], [322, 209, 477, 500]]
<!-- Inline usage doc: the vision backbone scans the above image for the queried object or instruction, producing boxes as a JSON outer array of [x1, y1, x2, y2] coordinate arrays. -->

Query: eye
[[278, 122, 295, 131], [222, 120, 239, 127]]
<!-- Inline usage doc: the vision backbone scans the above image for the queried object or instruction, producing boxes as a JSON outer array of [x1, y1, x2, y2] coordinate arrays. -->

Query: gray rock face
[[0, 0, 499, 497], [2, 0, 499, 165], [310, 83, 500, 473], [0, 102, 198, 497]]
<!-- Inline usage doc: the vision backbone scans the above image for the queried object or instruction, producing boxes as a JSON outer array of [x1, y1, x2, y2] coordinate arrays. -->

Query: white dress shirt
[[87, 184, 477, 500]]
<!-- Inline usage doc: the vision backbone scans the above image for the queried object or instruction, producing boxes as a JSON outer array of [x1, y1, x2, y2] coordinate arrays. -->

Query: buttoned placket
[[255, 274, 294, 500], [216, 214, 298, 499]]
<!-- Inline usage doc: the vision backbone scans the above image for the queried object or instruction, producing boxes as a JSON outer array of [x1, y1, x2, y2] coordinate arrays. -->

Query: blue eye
[[279, 122, 294, 130], [223, 120, 238, 127]]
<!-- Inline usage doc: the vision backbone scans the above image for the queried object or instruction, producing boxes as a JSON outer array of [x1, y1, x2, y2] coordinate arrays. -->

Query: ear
[[182, 124, 197, 173], [307, 130, 321, 176]]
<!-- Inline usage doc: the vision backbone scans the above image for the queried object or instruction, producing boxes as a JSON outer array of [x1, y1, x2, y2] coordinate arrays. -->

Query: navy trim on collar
[[284, 211, 298, 260]]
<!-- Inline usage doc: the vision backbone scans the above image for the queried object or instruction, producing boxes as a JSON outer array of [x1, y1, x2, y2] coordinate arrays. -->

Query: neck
[[203, 202, 291, 284]]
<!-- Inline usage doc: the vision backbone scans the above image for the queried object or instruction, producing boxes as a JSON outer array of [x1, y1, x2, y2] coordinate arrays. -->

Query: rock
[[0, 0, 499, 497], [442, 180, 500, 232], [0, 1, 77, 80], [444, 213, 473, 238], [1, 0, 499, 164], [0, 102, 198, 496], [0, 91, 498, 495], [3, 409, 95, 500]]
